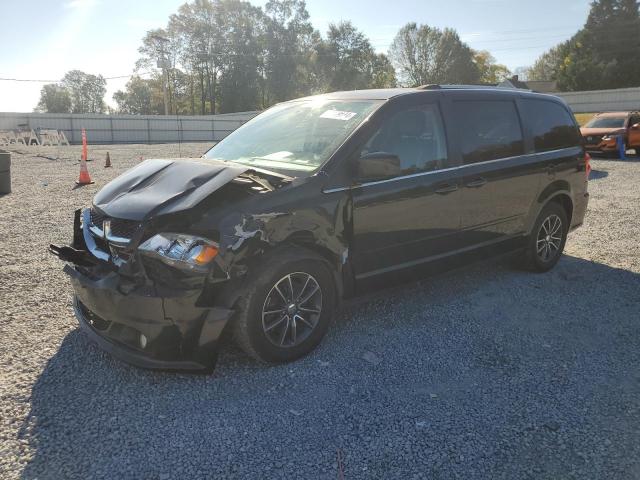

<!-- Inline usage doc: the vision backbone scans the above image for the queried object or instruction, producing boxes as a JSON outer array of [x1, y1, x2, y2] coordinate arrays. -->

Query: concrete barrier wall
[[555, 87, 640, 113], [0, 111, 259, 144]]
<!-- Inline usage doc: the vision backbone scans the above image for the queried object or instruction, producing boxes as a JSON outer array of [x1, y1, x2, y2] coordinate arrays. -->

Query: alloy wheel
[[261, 272, 323, 348], [536, 214, 563, 262]]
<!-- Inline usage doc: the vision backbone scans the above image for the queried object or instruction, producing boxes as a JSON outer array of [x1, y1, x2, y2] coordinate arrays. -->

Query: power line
[[369, 29, 579, 43], [373, 25, 640, 50], [0, 71, 154, 83], [0, 77, 59, 82], [365, 24, 583, 42], [3, 28, 639, 85]]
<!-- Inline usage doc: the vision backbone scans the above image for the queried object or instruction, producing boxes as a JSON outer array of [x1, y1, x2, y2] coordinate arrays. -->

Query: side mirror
[[631, 123, 640, 130], [356, 152, 402, 181]]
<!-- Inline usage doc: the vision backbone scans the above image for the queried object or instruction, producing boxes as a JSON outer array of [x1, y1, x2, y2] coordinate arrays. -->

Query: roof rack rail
[[416, 84, 520, 90], [443, 84, 503, 89]]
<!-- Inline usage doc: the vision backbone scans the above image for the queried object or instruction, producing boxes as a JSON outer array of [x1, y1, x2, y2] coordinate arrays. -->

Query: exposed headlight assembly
[[139, 233, 218, 271]]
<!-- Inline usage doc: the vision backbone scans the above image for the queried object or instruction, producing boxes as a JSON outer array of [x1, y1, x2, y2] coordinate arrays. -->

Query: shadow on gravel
[[590, 153, 640, 163], [19, 255, 640, 479], [589, 169, 609, 181]]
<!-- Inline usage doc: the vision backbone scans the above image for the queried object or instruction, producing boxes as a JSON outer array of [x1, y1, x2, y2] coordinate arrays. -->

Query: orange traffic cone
[[76, 158, 94, 185], [105, 152, 112, 168], [81, 128, 89, 162], [76, 128, 94, 185]]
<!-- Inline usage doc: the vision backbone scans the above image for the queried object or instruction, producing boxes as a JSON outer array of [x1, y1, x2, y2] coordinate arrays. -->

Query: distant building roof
[[525, 80, 558, 93], [497, 76, 558, 93], [498, 75, 530, 90]]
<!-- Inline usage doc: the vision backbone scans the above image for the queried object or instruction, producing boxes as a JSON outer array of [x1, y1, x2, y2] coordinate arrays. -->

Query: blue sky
[[0, 0, 591, 112]]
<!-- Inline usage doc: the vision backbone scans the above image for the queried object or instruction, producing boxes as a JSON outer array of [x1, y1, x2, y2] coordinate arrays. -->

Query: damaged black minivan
[[51, 86, 589, 372]]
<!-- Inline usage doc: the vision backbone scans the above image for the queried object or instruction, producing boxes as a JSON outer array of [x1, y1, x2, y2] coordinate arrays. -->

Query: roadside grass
[[575, 113, 596, 126]]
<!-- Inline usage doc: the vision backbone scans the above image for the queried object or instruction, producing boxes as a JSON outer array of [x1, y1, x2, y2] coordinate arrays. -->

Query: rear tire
[[522, 202, 568, 272], [232, 249, 336, 364]]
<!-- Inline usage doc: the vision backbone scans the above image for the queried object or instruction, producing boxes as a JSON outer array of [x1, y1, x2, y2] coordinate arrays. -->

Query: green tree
[[527, 42, 570, 81], [263, 0, 317, 103], [137, 27, 181, 114], [389, 23, 480, 86], [168, 0, 225, 115], [61, 70, 107, 113], [318, 21, 384, 91], [370, 53, 397, 88], [113, 76, 164, 114], [132, 0, 402, 113], [216, 0, 265, 113], [530, 0, 640, 91], [35, 84, 72, 113], [474, 50, 511, 83]]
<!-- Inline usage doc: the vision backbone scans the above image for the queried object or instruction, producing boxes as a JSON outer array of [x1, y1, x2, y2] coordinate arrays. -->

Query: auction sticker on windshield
[[320, 110, 358, 121]]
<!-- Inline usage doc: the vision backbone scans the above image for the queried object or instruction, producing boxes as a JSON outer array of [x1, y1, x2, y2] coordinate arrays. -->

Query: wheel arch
[[525, 181, 574, 236], [549, 193, 573, 226], [224, 230, 346, 304], [279, 231, 346, 300]]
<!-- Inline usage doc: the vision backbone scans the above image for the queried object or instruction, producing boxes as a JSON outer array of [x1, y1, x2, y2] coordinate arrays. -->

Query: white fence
[[2, 87, 639, 143], [0, 111, 259, 145], [555, 87, 640, 113]]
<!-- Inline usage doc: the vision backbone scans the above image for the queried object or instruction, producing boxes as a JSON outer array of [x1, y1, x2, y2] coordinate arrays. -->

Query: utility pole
[[152, 34, 170, 115]]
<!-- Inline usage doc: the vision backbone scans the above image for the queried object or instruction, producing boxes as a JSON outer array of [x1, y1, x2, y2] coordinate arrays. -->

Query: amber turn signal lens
[[192, 245, 219, 265]]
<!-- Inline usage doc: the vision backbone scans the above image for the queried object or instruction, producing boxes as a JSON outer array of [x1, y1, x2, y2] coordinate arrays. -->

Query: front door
[[627, 114, 640, 149], [351, 102, 465, 279]]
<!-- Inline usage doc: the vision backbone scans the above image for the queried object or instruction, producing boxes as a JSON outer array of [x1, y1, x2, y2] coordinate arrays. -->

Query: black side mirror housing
[[356, 152, 402, 182]]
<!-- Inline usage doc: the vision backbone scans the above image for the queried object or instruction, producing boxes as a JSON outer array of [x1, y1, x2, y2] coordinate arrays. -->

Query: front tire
[[232, 249, 336, 364], [522, 202, 568, 272]]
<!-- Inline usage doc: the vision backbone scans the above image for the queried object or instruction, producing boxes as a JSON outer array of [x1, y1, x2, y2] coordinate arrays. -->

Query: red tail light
[[585, 152, 592, 179]]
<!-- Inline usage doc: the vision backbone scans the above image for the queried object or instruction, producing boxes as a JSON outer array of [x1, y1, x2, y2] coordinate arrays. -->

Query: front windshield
[[585, 116, 626, 129], [204, 99, 382, 173]]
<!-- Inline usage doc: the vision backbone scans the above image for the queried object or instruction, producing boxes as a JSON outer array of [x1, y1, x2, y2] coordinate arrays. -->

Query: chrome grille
[[88, 207, 140, 244], [85, 208, 142, 265], [110, 219, 141, 240], [89, 208, 106, 227]]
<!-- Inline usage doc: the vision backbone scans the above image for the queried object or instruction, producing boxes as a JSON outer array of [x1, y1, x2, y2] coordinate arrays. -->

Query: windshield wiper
[[240, 172, 275, 191]]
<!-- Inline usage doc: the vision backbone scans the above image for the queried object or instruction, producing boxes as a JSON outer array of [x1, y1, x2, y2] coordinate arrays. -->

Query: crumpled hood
[[93, 158, 250, 221]]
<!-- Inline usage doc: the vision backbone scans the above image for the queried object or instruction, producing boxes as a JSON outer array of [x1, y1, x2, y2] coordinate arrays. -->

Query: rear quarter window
[[521, 99, 581, 152], [452, 100, 524, 164]]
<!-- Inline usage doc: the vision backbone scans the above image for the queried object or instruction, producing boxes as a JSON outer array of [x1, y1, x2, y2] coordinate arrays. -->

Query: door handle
[[465, 177, 487, 188], [435, 183, 458, 195]]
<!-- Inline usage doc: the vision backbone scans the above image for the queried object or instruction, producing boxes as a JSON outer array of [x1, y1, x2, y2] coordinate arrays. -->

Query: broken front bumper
[[53, 209, 234, 373], [67, 264, 232, 372]]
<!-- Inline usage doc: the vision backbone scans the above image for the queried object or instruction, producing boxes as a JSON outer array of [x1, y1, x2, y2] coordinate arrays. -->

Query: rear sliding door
[[449, 95, 540, 247]]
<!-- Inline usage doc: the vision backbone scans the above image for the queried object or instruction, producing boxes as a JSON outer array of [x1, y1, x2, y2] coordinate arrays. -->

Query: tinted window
[[584, 116, 626, 129], [361, 104, 448, 175], [522, 99, 581, 152], [452, 100, 524, 164]]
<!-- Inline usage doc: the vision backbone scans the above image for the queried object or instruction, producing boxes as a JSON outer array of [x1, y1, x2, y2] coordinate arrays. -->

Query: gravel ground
[[1, 143, 639, 479]]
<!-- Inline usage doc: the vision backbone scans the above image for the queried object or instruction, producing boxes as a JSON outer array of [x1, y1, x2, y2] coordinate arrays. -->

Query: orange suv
[[581, 111, 640, 155]]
